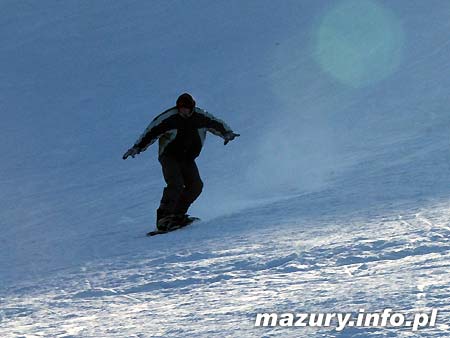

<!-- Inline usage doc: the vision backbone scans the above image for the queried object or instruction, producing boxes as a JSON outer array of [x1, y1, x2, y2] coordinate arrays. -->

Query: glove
[[223, 131, 240, 145], [122, 146, 140, 160]]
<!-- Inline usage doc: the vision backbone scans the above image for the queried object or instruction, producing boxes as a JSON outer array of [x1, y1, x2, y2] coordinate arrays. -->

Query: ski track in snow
[[1, 199, 449, 337]]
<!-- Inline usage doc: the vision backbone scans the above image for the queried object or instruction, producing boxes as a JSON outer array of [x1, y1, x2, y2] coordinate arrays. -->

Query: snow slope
[[1, 0, 450, 336]]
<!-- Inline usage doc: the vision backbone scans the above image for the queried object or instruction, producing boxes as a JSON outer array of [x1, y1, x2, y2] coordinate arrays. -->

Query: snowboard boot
[[156, 214, 187, 231], [156, 208, 172, 230], [157, 215, 174, 231]]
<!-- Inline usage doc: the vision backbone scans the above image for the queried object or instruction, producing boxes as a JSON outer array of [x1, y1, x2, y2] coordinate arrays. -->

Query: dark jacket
[[133, 107, 233, 160]]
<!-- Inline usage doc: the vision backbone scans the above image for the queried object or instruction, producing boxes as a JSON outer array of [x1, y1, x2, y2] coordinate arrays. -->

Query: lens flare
[[315, 0, 404, 88]]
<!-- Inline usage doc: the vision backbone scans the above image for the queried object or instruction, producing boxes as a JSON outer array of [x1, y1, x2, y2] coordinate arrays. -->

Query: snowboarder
[[123, 93, 239, 231]]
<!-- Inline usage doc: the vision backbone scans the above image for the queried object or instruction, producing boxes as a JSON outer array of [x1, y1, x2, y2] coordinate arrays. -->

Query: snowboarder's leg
[[172, 159, 203, 215], [157, 155, 184, 226]]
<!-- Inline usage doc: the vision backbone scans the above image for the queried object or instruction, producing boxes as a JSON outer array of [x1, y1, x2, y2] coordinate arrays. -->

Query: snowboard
[[146, 217, 200, 236]]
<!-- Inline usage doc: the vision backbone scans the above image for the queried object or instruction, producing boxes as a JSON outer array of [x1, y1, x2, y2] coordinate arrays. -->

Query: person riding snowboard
[[123, 93, 239, 231]]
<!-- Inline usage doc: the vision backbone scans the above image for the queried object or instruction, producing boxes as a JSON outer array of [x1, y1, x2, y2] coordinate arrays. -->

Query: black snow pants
[[157, 154, 203, 221]]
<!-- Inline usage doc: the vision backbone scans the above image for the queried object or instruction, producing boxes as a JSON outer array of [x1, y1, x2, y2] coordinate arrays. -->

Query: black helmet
[[176, 93, 196, 110]]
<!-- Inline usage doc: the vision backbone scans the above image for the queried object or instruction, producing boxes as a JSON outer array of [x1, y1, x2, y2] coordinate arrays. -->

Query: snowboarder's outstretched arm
[[196, 108, 240, 145], [123, 111, 177, 160]]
